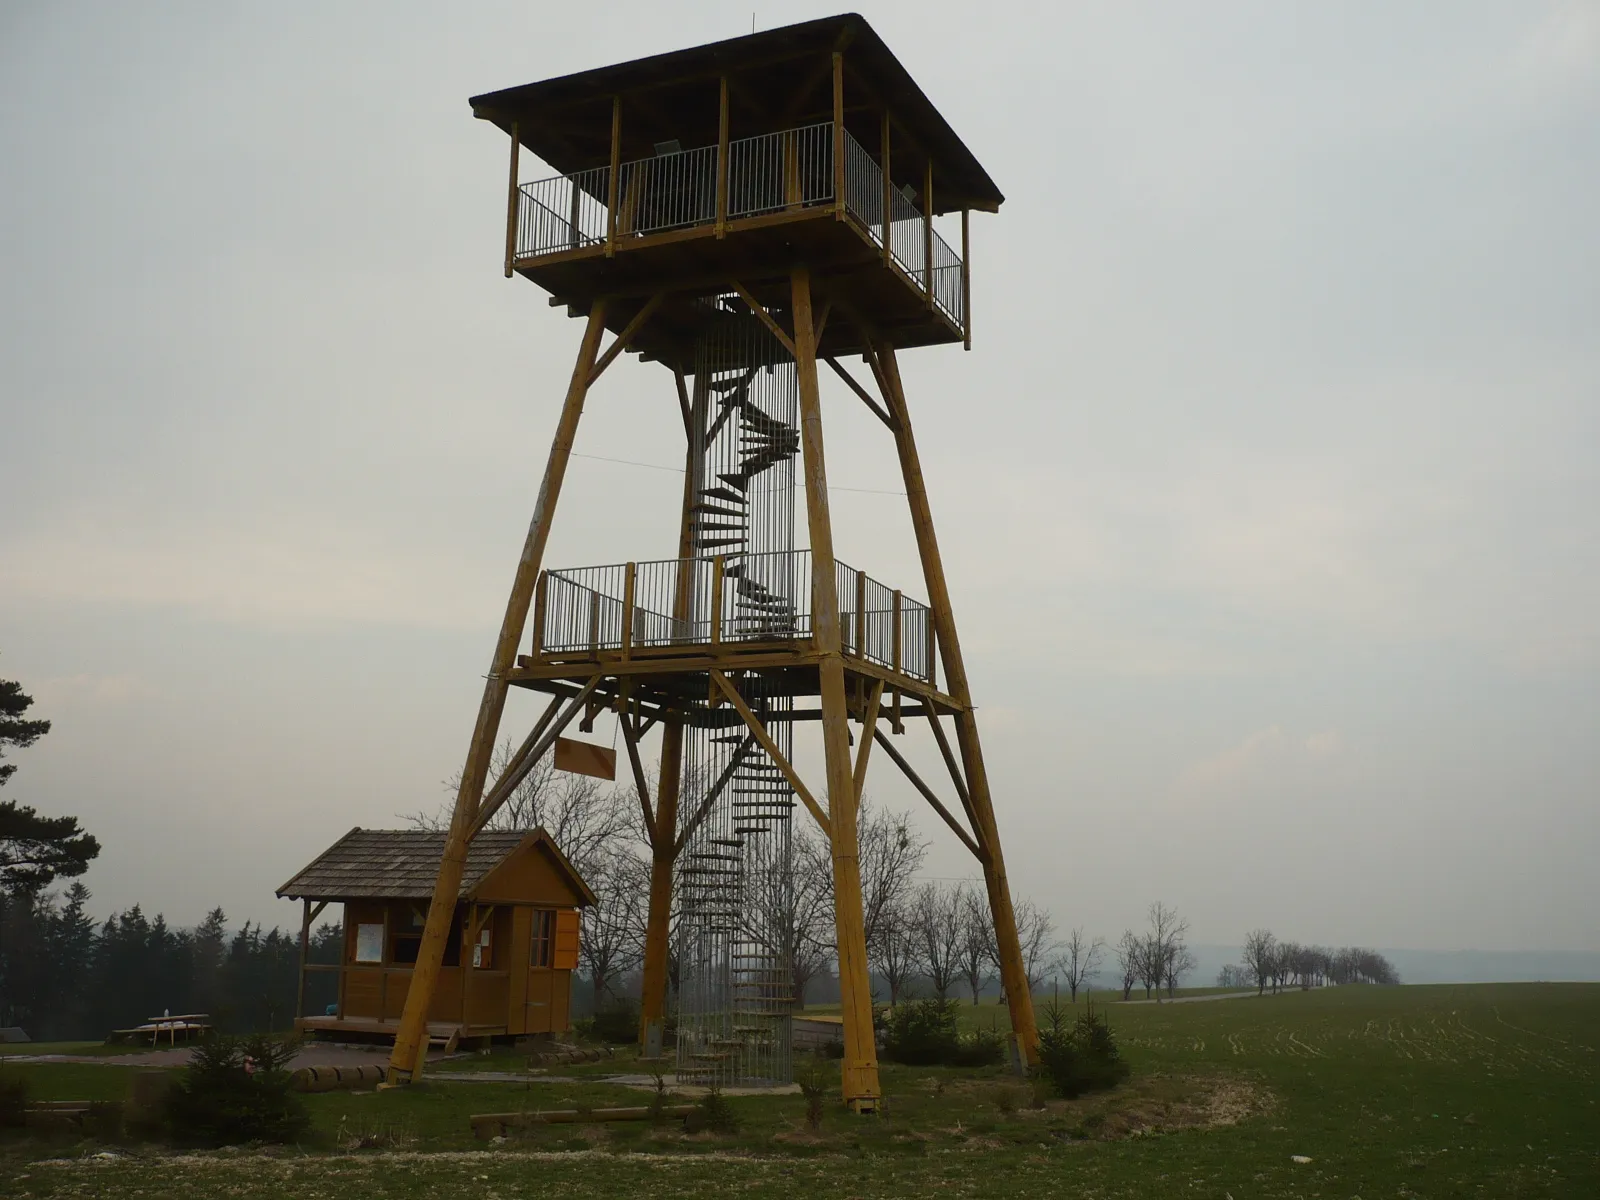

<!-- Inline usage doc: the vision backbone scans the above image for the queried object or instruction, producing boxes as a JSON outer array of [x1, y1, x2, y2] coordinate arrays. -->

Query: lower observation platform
[[508, 551, 963, 720]]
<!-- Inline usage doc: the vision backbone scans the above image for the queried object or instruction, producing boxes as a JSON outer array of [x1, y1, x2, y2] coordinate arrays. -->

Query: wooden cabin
[[277, 828, 594, 1048]]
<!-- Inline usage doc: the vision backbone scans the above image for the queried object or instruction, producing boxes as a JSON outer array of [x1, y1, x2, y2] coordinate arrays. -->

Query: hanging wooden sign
[[554, 736, 617, 781]]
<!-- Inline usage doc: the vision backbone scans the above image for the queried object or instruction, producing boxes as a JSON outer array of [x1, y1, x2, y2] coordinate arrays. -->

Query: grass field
[[2, 982, 1596, 1198]]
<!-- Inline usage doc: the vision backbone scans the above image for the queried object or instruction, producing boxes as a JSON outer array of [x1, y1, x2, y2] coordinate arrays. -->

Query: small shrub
[[992, 1084, 1021, 1116], [577, 1002, 640, 1045], [951, 1026, 1005, 1068], [882, 998, 961, 1065], [0, 1067, 27, 1129], [1036, 999, 1130, 1099], [797, 1054, 830, 1131], [685, 1084, 737, 1134], [166, 1033, 310, 1146], [647, 1064, 670, 1124]]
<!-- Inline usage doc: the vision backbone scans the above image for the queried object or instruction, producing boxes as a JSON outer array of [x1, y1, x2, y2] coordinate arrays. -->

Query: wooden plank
[[710, 555, 725, 646], [504, 121, 520, 278], [530, 572, 548, 657], [553, 736, 617, 781], [388, 302, 609, 1085], [711, 670, 832, 841], [872, 729, 984, 861], [620, 562, 636, 661]]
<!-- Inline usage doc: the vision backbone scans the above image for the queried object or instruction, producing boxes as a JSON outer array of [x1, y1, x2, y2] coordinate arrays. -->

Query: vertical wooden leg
[[638, 721, 682, 1047], [388, 300, 610, 1084], [792, 266, 881, 1109], [295, 899, 311, 1025], [877, 343, 1040, 1065]]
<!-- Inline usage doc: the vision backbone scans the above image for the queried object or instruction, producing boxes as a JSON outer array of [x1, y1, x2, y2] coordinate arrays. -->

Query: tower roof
[[470, 13, 1003, 215]]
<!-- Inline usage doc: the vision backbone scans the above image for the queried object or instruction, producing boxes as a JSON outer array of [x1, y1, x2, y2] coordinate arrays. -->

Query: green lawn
[[3, 983, 1596, 1197]]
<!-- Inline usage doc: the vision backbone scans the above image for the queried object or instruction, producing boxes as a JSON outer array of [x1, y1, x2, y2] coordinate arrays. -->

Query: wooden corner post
[[877, 343, 1040, 1067], [387, 299, 610, 1085], [792, 266, 881, 1110], [504, 122, 520, 278], [832, 53, 845, 215]]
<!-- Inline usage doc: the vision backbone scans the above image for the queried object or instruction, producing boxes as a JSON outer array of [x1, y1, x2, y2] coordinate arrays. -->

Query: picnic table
[[108, 1013, 213, 1046]]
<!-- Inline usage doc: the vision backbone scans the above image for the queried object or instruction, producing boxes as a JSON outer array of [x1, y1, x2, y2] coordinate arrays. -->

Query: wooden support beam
[[853, 679, 883, 800], [673, 369, 692, 442], [926, 709, 973, 814], [620, 562, 636, 661], [619, 712, 656, 850], [832, 53, 846, 215], [388, 301, 609, 1085], [872, 729, 984, 861], [606, 96, 621, 255], [470, 675, 604, 837], [588, 293, 665, 384], [729, 282, 797, 357], [881, 111, 892, 267], [823, 356, 895, 430], [711, 670, 833, 841], [482, 694, 563, 815], [503, 122, 520, 278], [715, 76, 730, 236], [961, 208, 972, 350]]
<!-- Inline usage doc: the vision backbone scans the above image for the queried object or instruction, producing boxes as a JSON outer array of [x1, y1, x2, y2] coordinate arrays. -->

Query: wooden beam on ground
[[872, 729, 984, 861], [588, 293, 666, 384], [711, 670, 833, 841]]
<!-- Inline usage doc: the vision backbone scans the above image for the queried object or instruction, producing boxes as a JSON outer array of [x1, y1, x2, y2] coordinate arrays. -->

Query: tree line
[[1221, 929, 1400, 992]]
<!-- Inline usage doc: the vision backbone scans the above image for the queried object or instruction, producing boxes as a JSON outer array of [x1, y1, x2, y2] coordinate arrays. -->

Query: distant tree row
[[1221, 929, 1400, 992]]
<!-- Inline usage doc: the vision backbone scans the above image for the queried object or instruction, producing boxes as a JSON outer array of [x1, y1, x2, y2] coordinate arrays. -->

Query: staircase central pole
[[388, 300, 610, 1083], [792, 266, 882, 1109]]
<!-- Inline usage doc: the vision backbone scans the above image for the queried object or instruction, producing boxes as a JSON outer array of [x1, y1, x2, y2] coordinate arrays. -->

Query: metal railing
[[532, 549, 934, 683], [513, 123, 965, 330]]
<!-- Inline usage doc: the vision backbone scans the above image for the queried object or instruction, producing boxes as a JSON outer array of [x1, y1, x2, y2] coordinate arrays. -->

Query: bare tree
[[578, 850, 646, 1007], [1010, 899, 1058, 996], [1242, 928, 1276, 995], [854, 799, 929, 952], [1115, 929, 1140, 1001], [1052, 926, 1105, 1003], [1140, 902, 1190, 1001], [910, 881, 966, 999], [1163, 944, 1196, 996], [870, 899, 919, 1006], [957, 887, 996, 1004], [779, 822, 840, 1008]]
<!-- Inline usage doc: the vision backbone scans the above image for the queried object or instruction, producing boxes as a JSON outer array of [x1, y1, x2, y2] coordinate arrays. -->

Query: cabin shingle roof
[[275, 828, 585, 903]]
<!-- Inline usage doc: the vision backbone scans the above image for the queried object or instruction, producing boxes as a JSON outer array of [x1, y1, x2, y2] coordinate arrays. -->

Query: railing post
[[588, 586, 601, 656], [716, 76, 729, 236], [881, 112, 892, 266], [892, 589, 903, 673], [926, 610, 937, 686], [621, 562, 636, 661], [923, 160, 934, 306], [832, 53, 845, 216], [855, 570, 868, 659], [710, 555, 725, 646], [531, 572, 548, 657], [961, 208, 972, 351], [504, 121, 520, 278], [606, 96, 622, 256]]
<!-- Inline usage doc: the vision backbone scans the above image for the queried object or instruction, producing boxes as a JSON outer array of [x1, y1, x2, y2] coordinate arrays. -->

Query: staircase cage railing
[[532, 550, 935, 683], [515, 122, 966, 330]]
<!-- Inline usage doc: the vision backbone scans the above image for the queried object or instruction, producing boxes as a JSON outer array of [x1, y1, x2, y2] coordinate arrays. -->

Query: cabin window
[[354, 923, 384, 964], [391, 934, 422, 964], [530, 909, 554, 968]]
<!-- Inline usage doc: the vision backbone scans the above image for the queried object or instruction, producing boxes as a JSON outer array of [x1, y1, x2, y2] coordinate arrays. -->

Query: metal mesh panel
[[675, 301, 800, 1087]]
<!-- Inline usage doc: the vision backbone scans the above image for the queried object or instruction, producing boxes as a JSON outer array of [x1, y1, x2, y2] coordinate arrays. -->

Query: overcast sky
[[3, 2, 1596, 954]]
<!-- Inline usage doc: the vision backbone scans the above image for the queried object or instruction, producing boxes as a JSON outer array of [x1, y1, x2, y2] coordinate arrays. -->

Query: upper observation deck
[[470, 14, 1003, 366]]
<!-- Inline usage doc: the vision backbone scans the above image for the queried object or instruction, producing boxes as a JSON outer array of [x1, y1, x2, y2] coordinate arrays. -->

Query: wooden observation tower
[[387, 14, 1038, 1109]]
